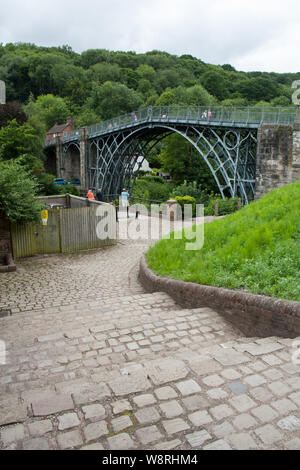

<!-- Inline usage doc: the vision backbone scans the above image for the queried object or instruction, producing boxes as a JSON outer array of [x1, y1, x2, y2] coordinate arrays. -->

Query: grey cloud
[[0, 0, 299, 72]]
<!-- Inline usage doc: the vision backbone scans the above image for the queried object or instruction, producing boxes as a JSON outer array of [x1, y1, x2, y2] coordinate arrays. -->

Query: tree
[[0, 119, 55, 195], [155, 89, 175, 106], [136, 64, 156, 82], [24, 94, 70, 130], [89, 81, 142, 120], [87, 63, 121, 84], [0, 119, 43, 161], [0, 160, 43, 223], [159, 134, 218, 191], [235, 77, 280, 102], [200, 70, 229, 101], [0, 101, 27, 129], [80, 49, 110, 68], [185, 85, 215, 106]]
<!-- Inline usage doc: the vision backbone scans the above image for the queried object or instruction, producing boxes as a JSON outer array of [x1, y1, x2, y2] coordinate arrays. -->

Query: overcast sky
[[1, 0, 300, 73]]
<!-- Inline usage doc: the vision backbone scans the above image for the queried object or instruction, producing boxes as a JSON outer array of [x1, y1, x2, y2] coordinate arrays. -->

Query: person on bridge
[[86, 189, 95, 200], [96, 188, 103, 202], [121, 188, 129, 218]]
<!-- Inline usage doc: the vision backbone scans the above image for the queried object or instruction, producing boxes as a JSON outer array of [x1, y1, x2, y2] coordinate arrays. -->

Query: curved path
[[0, 216, 299, 450]]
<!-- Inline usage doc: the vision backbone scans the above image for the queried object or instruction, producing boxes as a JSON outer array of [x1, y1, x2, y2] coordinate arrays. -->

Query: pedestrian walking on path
[[96, 188, 103, 202], [121, 188, 129, 218], [86, 189, 95, 200]]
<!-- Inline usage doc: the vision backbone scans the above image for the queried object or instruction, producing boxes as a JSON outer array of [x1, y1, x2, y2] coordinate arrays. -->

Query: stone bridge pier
[[255, 107, 300, 199], [54, 127, 89, 191]]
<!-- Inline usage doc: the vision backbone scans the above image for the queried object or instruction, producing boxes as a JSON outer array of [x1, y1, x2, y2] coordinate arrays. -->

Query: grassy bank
[[146, 180, 300, 301]]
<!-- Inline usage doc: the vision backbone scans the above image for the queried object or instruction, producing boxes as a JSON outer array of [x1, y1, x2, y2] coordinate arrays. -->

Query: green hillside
[[0, 42, 299, 133], [146, 180, 300, 301]]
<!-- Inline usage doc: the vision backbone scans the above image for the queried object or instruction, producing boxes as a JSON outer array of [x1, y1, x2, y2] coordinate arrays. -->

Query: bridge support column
[[55, 136, 63, 178], [79, 127, 88, 192], [254, 112, 300, 200]]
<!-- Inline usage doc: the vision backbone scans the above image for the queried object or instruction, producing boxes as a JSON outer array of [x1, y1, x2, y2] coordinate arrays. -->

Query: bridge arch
[[89, 123, 257, 204], [62, 141, 81, 183]]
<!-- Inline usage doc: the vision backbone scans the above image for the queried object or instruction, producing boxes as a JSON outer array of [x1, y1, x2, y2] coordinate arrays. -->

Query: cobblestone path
[[0, 217, 299, 450]]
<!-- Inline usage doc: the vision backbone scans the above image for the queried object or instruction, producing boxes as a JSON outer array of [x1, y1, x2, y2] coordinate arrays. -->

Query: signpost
[[41, 209, 48, 226]]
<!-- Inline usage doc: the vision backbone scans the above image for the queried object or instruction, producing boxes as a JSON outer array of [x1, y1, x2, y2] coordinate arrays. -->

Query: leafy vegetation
[[146, 180, 300, 301], [205, 196, 241, 216], [0, 160, 43, 223], [132, 176, 174, 202]]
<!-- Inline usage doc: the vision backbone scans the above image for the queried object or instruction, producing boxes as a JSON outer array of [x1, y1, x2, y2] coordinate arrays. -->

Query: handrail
[[44, 105, 298, 148]]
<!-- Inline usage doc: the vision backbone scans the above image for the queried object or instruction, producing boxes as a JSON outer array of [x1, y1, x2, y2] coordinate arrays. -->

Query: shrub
[[171, 180, 213, 205], [132, 178, 172, 202], [205, 197, 240, 216], [139, 175, 165, 184], [174, 196, 196, 217], [0, 160, 43, 223]]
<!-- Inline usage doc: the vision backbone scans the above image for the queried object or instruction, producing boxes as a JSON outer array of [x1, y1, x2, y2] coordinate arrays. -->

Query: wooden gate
[[11, 205, 116, 258]]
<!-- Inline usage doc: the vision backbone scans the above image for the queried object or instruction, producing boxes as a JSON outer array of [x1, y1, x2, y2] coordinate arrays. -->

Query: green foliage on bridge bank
[[146, 180, 300, 301]]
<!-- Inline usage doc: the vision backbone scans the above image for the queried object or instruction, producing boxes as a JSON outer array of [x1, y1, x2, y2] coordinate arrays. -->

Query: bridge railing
[[45, 105, 298, 147], [87, 105, 298, 137]]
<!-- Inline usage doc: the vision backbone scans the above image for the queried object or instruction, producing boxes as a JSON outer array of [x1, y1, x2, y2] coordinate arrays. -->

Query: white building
[[133, 156, 152, 173]]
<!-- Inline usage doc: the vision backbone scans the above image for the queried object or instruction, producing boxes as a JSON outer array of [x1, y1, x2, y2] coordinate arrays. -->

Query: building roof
[[47, 123, 69, 135]]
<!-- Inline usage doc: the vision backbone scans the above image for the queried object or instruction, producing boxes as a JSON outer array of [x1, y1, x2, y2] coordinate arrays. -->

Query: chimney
[[66, 117, 74, 129]]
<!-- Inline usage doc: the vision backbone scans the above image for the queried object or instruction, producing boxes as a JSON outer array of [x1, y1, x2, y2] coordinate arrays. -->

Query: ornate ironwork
[[44, 105, 298, 204]]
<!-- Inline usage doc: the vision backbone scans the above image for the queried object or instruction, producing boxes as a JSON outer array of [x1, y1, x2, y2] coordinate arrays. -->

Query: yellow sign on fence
[[41, 209, 48, 226]]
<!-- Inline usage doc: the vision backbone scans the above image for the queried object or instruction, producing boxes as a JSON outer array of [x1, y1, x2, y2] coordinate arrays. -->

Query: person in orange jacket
[[86, 189, 95, 200]]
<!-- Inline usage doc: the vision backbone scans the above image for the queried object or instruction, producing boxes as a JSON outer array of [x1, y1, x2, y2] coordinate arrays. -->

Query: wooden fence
[[11, 204, 116, 259]]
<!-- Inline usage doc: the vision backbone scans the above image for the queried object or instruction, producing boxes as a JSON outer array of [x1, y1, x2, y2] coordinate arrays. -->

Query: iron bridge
[[45, 105, 297, 204]]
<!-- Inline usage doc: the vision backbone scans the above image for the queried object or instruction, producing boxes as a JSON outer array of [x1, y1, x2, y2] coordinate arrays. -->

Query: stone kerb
[[139, 256, 300, 338]]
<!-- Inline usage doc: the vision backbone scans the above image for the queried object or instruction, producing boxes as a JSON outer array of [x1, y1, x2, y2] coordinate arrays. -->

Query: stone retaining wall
[[139, 256, 300, 338]]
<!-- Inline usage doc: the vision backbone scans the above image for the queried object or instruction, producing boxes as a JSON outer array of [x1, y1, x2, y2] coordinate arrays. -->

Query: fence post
[[214, 200, 219, 217]]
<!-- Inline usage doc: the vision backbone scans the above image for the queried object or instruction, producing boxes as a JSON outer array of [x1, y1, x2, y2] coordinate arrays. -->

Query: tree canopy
[[0, 42, 297, 131]]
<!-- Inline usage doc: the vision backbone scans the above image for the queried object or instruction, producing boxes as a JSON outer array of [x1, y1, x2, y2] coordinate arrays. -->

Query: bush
[[0, 160, 43, 223], [53, 184, 80, 196], [171, 180, 213, 205], [139, 175, 165, 184], [205, 197, 240, 216], [174, 196, 196, 217], [132, 178, 172, 202]]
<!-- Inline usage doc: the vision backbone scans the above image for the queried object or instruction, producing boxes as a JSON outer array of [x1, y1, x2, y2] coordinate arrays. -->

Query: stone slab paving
[[0, 216, 299, 450]]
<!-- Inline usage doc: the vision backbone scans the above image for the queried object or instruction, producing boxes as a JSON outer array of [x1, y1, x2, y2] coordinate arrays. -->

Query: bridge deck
[[45, 105, 297, 147]]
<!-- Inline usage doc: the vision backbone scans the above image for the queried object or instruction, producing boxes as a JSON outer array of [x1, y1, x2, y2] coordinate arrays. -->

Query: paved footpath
[[0, 216, 299, 450]]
